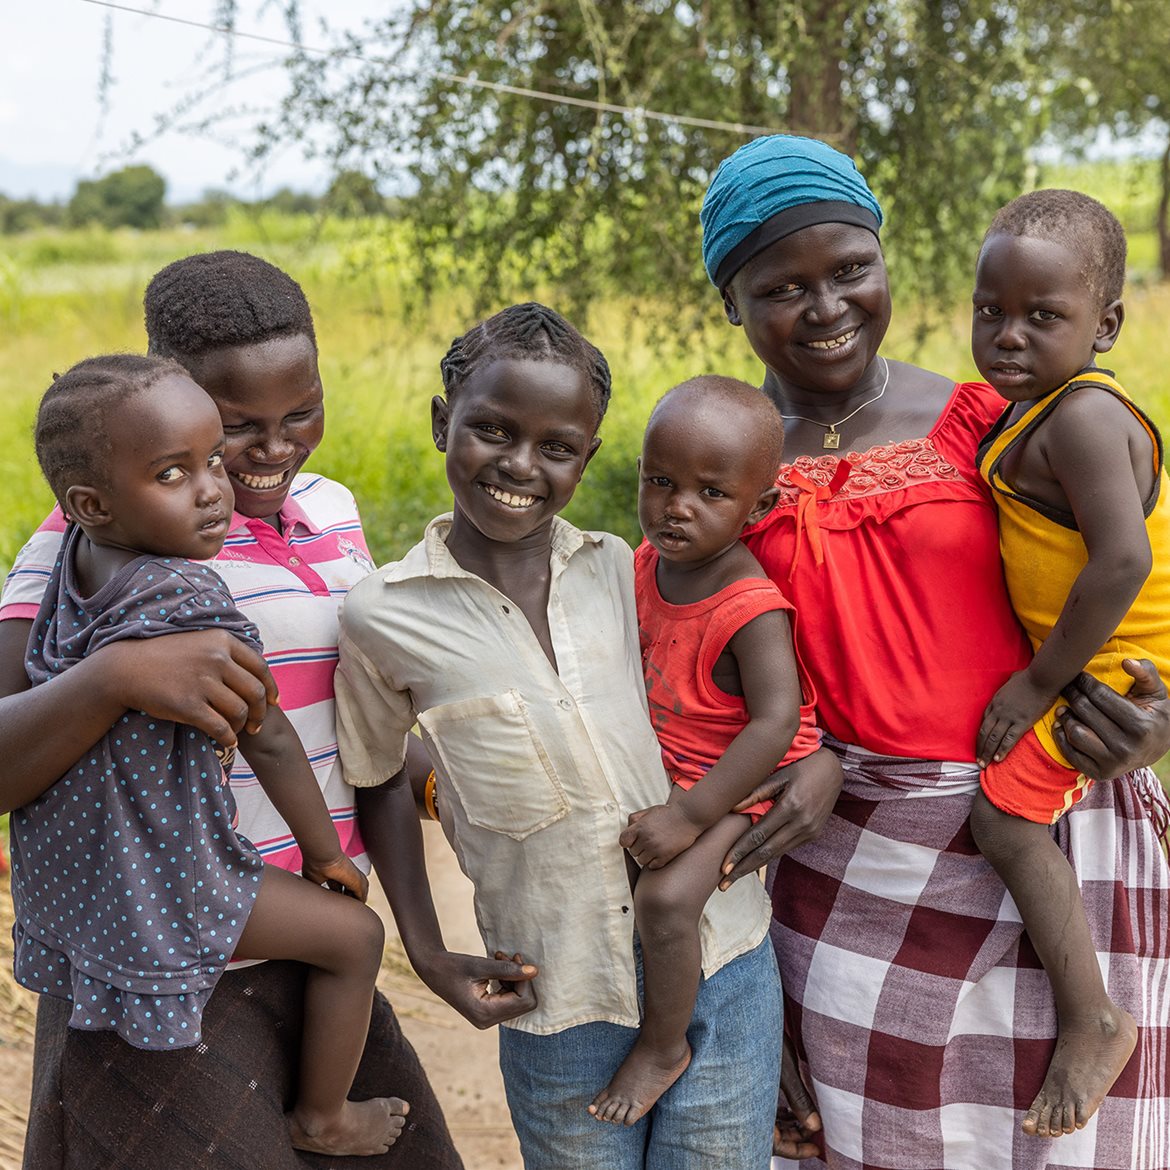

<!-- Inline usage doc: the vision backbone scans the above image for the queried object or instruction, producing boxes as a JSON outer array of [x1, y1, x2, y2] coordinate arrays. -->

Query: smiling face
[[432, 358, 601, 552], [972, 231, 1123, 402], [722, 221, 892, 396], [186, 333, 324, 521], [638, 394, 778, 570], [75, 374, 234, 560]]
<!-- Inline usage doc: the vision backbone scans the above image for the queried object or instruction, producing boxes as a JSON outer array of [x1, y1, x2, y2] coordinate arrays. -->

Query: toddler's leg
[[234, 864, 410, 1156], [969, 791, 1136, 1137], [589, 813, 749, 1127]]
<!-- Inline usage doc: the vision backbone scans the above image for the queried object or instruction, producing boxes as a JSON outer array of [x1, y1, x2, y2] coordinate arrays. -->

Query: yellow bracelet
[[424, 769, 440, 822]]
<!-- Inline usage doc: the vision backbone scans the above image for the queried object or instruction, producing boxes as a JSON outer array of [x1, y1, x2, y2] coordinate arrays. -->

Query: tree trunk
[[787, 0, 854, 153]]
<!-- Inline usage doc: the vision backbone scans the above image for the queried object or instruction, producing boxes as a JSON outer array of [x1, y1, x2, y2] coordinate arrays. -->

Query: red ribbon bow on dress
[[788, 461, 851, 578]]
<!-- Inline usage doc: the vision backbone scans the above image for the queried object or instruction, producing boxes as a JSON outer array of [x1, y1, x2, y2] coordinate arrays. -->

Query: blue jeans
[[498, 937, 781, 1170]]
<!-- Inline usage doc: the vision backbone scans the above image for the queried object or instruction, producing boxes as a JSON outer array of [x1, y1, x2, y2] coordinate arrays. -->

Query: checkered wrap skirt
[[772, 741, 1170, 1170]]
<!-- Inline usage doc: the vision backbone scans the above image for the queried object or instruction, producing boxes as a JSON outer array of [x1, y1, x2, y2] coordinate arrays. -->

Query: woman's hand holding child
[[719, 749, 844, 888], [106, 629, 278, 746], [1055, 657, 1170, 779]]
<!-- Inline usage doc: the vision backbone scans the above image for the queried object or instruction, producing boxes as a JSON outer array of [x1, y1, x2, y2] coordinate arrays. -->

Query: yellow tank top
[[977, 370, 1170, 767]]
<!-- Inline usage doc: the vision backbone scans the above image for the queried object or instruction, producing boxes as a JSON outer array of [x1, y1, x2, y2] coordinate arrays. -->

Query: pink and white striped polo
[[2, 473, 375, 874]]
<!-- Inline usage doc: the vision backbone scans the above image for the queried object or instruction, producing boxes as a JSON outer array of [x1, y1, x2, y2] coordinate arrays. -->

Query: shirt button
[[603, 802, 616, 813], [288, 556, 301, 566], [558, 698, 571, 710]]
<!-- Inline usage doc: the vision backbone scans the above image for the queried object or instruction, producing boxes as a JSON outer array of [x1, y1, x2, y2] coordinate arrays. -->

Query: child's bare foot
[[288, 1097, 410, 1156], [588, 1038, 691, 1126], [1022, 1006, 1137, 1137]]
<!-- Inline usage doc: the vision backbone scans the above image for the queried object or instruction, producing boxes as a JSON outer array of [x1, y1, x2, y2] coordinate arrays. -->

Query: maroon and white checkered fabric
[[772, 741, 1170, 1170]]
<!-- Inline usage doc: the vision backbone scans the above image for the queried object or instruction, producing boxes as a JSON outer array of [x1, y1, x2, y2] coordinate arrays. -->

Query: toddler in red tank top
[[589, 376, 830, 1127]]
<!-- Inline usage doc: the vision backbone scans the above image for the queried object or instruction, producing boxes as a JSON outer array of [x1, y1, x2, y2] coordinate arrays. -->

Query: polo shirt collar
[[227, 485, 322, 538]]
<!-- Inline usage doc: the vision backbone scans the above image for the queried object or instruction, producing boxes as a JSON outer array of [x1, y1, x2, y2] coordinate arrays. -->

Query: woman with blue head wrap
[[705, 135, 1170, 1168]]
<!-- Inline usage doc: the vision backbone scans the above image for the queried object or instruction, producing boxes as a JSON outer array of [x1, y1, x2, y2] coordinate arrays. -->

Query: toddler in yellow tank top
[[967, 190, 1169, 1144]]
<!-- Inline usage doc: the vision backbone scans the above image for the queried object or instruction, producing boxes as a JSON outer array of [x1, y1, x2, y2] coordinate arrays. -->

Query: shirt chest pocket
[[418, 689, 570, 841]]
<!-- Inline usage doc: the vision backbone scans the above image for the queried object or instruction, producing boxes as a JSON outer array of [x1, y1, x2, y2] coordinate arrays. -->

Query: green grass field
[[2, 175, 1169, 573], [1, 164, 1169, 800]]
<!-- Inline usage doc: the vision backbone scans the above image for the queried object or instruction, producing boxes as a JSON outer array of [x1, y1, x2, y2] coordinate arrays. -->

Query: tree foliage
[[0, 195, 64, 234], [324, 169, 387, 218], [1019, 0, 1170, 277], [67, 164, 168, 230], [200, 2, 1166, 314], [235, 1, 1055, 320]]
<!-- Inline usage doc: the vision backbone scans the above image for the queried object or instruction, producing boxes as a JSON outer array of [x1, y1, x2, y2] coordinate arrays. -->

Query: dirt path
[[368, 823, 523, 1168], [0, 823, 523, 1170]]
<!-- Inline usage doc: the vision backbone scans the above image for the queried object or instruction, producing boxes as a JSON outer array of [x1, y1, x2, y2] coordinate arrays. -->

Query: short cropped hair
[[35, 354, 187, 507], [144, 250, 316, 361], [650, 375, 785, 488], [439, 302, 612, 422], [986, 189, 1127, 306]]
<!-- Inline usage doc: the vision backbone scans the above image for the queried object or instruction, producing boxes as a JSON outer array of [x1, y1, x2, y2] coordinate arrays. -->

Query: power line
[[80, 0, 780, 137]]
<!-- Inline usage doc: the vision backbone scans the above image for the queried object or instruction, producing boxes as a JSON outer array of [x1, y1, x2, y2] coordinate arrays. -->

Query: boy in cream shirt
[[336, 303, 780, 1170]]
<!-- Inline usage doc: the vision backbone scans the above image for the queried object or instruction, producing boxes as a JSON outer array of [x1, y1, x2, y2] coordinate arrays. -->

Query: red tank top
[[634, 544, 821, 790]]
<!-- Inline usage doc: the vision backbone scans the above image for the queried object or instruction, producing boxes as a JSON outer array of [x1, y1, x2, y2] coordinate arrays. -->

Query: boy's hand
[[977, 670, 1056, 767], [417, 949, 539, 1029], [619, 803, 701, 869], [301, 853, 370, 902]]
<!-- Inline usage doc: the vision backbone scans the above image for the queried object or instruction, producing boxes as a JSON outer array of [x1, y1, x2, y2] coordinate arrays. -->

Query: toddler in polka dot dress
[[8, 355, 407, 1158]]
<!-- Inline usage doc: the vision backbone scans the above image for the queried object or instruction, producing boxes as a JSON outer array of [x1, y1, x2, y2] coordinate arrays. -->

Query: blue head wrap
[[701, 134, 883, 289]]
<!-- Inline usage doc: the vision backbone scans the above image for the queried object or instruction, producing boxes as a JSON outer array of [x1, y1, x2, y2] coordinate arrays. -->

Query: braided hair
[[439, 303, 612, 421], [35, 354, 188, 508], [985, 190, 1127, 307], [144, 250, 317, 362]]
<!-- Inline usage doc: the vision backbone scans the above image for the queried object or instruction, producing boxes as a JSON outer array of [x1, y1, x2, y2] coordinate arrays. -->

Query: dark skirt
[[22, 960, 464, 1170]]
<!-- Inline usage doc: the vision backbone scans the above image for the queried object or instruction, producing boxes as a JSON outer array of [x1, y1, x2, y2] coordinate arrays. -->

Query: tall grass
[[2, 185, 1169, 788], [2, 184, 1168, 572]]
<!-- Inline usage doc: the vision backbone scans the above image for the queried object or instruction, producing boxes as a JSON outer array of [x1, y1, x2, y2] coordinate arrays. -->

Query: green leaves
[[216, 1, 1166, 317]]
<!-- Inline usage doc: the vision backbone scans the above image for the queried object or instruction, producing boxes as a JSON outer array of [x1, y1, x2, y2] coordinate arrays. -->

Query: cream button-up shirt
[[336, 515, 770, 1035]]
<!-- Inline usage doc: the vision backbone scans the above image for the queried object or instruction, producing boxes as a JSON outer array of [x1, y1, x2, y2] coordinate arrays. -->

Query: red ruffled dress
[[743, 379, 1029, 760], [741, 380, 1170, 1167]]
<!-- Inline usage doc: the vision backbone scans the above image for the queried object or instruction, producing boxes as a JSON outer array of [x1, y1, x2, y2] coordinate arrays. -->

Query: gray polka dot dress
[[9, 523, 266, 1050]]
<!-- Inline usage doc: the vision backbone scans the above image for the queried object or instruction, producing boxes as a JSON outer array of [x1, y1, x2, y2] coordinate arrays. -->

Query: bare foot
[[588, 1038, 691, 1126], [1022, 1006, 1137, 1137], [288, 1097, 410, 1156]]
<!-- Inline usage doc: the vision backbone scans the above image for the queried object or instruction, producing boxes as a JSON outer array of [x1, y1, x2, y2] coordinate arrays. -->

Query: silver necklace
[[778, 356, 890, 450]]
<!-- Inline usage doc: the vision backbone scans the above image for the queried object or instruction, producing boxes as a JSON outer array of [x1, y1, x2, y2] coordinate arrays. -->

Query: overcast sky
[[0, 0, 392, 203]]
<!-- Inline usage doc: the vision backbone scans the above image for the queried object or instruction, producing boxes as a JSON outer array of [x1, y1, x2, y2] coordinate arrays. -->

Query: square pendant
[[822, 431, 841, 450]]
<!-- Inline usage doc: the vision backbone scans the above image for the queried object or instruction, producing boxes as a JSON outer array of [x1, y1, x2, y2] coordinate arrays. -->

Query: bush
[[68, 165, 167, 230]]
